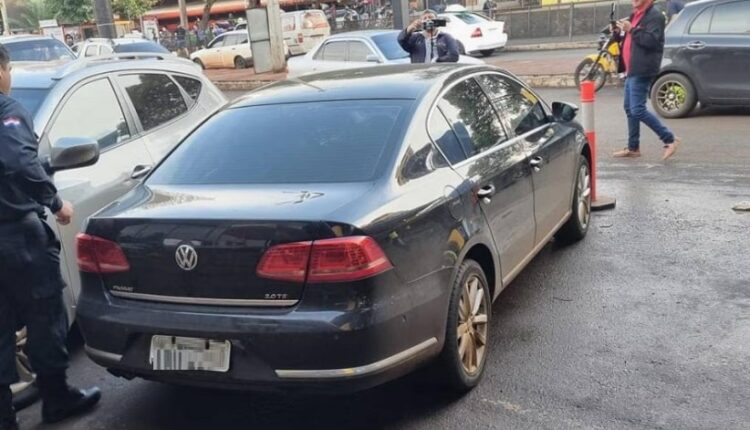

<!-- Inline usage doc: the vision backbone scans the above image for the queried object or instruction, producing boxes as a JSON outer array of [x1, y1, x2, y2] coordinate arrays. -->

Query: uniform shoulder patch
[[2, 117, 21, 128]]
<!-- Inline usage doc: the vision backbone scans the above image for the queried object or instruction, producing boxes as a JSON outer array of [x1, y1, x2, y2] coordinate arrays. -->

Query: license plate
[[149, 335, 231, 372]]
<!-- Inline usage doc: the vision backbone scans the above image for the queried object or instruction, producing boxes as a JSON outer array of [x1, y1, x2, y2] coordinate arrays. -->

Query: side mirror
[[552, 101, 579, 122], [366, 54, 381, 63], [46, 137, 100, 174]]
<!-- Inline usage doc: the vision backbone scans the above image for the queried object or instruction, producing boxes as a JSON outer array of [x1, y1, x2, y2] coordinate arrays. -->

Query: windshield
[[372, 33, 409, 60], [149, 100, 410, 185], [449, 12, 486, 24], [115, 42, 170, 54], [11, 88, 50, 116], [6, 39, 74, 62]]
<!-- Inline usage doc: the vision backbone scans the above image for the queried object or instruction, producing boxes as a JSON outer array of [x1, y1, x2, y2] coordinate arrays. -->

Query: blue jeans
[[624, 76, 675, 151]]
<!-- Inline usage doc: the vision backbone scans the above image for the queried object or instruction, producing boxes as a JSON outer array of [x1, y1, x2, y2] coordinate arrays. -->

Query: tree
[[48, 0, 94, 24], [10, 0, 55, 30], [199, 0, 218, 30], [112, 0, 158, 20]]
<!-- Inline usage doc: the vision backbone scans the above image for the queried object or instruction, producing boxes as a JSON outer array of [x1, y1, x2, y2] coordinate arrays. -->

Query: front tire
[[556, 155, 591, 244], [651, 73, 697, 118], [192, 58, 205, 69], [574, 58, 607, 92], [436, 259, 491, 392], [234, 56, 247, 69]]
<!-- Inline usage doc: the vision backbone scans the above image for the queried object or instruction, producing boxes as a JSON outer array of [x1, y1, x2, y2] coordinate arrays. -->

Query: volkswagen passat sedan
[[76, 65, 592, 393]]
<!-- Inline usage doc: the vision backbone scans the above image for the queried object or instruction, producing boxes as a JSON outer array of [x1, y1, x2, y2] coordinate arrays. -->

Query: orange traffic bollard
[[580, 81, 616, 211]]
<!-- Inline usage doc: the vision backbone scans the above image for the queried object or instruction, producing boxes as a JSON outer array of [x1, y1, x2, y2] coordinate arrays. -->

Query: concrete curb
[[503, 41, 597, 52], [213, 74, 591, 91]]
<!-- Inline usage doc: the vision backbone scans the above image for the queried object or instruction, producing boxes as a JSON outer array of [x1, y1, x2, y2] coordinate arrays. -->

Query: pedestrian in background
[[398, 9, 459, 64], [0, 44, 100, 430], [612, 0, 681, 160]]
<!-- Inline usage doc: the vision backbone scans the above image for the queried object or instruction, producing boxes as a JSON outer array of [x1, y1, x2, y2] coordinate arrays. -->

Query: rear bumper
[[76, 270, 451, 393], [465, 34, 508, 53]]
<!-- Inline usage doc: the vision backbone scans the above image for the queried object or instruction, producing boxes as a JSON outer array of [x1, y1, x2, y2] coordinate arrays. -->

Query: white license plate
[[149, 336, 231, 372]]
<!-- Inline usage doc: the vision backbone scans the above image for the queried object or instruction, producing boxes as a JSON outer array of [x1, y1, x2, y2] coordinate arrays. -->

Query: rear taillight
[[471, 27, 483, 38], [76, 233, 130, 273], [256, 236, 392, 283], [256, 241, 312, 282], [297, 33, 304, 43]]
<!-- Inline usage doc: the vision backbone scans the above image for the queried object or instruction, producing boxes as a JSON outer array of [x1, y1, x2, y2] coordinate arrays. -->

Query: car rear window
[[148, 100, 411, 185], [448, 13, 486, 24], [115, 42, 170, 53], [5, 39, 74, 61], [11, 88, 50, 116], [372, 33, 410, 60], [303, 11, 329, 29]]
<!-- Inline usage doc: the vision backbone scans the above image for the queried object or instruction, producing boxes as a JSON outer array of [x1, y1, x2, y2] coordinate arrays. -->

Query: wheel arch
[[460, 242, 497, 300], [652, 69, 702, 102]]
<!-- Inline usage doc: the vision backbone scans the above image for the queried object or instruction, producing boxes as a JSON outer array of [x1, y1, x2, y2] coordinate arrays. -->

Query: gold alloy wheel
[[457, 275, 489, 375], [11, 328, 35, 396], [577, 163, 592, 229]]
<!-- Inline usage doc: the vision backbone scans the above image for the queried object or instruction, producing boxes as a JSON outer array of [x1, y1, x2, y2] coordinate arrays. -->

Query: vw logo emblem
[[175, 244, 198, 271]]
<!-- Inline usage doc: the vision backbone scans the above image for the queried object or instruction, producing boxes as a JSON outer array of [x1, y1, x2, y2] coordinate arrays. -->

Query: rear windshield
[[449, 13, 486, 24], [302, 12, 329, 29], [115, 42, 170, 53], [148, 100, 410, 185], [372, 33, 410, 60], [12, 88, 50, 116], [6, 39, 74, 61]]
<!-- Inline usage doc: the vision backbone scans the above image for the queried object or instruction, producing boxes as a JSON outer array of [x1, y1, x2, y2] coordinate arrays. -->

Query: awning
[[144, 0, 313, 20]]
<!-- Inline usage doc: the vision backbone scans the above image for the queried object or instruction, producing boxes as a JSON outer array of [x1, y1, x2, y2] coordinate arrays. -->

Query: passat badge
[[175, 244, 198, 271]]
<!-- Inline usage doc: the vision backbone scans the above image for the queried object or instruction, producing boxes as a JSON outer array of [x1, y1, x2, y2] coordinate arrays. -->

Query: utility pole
[[392, 0, 410, 30], [93, 0, 117, 38], [178, 0, 188, 29], [266, 0, 285, 73], [0, 0, 10, 35]]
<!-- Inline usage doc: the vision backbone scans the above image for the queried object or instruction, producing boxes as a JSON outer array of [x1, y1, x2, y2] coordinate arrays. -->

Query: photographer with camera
[[398, 10, 459, 64]]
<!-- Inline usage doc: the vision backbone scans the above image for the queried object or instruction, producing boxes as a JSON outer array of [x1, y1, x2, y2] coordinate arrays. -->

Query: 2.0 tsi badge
[[175, 244, 198, 271]]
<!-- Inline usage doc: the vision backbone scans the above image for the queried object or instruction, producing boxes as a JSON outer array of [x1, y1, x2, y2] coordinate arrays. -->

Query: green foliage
[[10, 0, 56, 29], [48, 0, 94, 24], [112, 0, 159, 20]]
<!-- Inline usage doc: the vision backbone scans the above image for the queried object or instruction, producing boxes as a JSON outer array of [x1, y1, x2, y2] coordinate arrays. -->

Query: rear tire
[[480, 49, 495, 57], [192, 58, 205, 69], [436, 259, 491, 392], [574, 58, 607, 92], [555, 155, 591, 244], [650, 73, 697, 119], [234, 56, 247, 69]]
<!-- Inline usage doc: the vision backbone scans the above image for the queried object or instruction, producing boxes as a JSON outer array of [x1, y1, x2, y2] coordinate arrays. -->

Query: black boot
[[0, 386, 18, 430], [37, 373, 101, 424]]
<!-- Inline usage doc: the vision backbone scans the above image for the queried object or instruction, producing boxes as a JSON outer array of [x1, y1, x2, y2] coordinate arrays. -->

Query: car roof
[[11, 56, 200, 90], [328, 30, 399, 40], [232, 64, 503, 107], [683, 0, 732, 7]]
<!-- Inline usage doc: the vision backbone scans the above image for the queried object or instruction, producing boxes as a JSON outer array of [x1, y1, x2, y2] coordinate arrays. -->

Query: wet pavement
[[18, 88, 750, 430]]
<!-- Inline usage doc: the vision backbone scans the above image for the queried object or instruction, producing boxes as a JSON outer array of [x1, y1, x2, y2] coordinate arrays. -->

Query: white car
[[439, 5, 507, 57], [191, 30, 291, 69], [288, 30, 483, 77], [282, 10, 331, 56]]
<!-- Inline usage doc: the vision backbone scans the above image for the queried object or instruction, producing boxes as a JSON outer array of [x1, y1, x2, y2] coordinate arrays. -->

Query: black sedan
[[75, 65, 592, 393], [652, 0, 750, 118]]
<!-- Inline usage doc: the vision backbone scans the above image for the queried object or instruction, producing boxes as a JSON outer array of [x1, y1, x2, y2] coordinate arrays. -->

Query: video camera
[[422, 18, 447, 31]]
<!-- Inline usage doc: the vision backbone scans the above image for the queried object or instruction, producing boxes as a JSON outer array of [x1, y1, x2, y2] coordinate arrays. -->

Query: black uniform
[[0, 92, 69, 389]]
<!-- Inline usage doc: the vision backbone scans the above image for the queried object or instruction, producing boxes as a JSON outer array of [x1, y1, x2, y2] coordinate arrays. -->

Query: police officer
[[0, 44, 100, 430]]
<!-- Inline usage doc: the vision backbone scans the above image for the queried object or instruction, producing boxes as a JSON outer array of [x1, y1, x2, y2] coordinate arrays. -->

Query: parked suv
[[10, 54, 225, 406], [651, 0, 750, 118]]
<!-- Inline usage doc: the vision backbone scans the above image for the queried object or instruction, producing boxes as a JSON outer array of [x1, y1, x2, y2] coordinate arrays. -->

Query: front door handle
[[131, 164, 153, 179], [529, 156, 544, 171], [476, 185, 496, 203], [687, 41, 705, 50]]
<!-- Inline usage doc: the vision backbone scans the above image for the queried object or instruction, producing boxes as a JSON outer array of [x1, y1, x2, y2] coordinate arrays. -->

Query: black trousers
[[0, 213, 69, 387]]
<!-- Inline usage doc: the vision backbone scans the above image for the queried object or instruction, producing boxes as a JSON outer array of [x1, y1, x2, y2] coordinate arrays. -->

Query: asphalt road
[[18, 88, 750, 430]]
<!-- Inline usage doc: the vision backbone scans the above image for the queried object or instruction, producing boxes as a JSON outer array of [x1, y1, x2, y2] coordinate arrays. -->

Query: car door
[[311, 40, 349, 72], [204, 34, 227, 68], [478, 73, 577, 245], [282, 14, 301, 54], [115, 73, 191, 161], [220, 34, 242, 67], [680, 1, 750, 102], [436, 76, 536, 284], [45, 77, 153, 300]]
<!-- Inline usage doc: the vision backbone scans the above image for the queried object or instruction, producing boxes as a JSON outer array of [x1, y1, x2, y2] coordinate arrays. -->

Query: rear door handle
[[131, 164, 153, 179], [687, 41, 705, 50], [529, 156, 544, 171], [476, 185, 496, 203]]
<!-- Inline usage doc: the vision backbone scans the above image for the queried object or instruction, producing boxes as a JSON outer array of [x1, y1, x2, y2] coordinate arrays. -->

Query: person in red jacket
[[612, 0, 681, 160]]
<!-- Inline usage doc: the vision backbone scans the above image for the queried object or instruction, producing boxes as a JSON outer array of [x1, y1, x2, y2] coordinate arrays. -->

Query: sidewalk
[[504, 34, 597, 52]]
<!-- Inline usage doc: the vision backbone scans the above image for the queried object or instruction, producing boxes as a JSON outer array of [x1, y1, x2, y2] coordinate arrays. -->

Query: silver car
[[10, 54, 226, 405]]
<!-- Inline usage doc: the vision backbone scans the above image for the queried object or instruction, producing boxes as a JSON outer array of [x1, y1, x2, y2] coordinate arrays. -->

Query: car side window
[[100, 45, 113, 55], [476, 74, 515, 99], [710, 2, 750, 34], [223, 34, 240, 46], [493, 81, 549, 136], [348, 41, 373, 62], [48, 79, 130, 151], [119, 74, 188, 132], [173, 75, 203, 102], [689, 6, 713, 34], [321, 41, 347, 61], [428, 108, 467, 164], [209, 35, 225, 48], [84, 45, 98, 57], [438, 78, 508, 157]]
